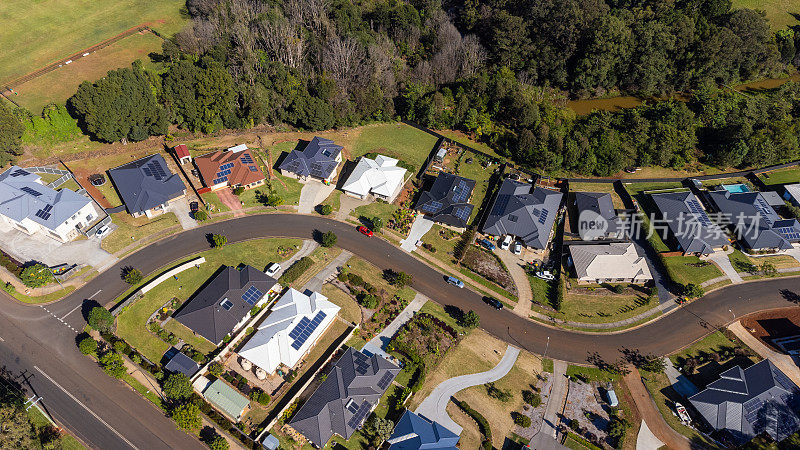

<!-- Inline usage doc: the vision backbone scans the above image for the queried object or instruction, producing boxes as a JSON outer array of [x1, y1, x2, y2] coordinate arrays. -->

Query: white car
[[512, 242, 522, 255], [536, 270, 555, 281], [95, 225, 110, 237], [265, 263, 281, 277], [500, 235, 512, 250]]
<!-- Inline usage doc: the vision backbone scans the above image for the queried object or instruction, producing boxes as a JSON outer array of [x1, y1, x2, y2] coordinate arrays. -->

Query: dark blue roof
[[388, 410, 460, 450], [278, 137, 342, 179], [108, 154, 185, 214], [164, 350, 200, 378]]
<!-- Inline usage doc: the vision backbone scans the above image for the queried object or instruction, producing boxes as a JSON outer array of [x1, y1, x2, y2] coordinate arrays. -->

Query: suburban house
[[201, 378, 250, 422], [574, 192, 621, 240], [278, 137, 343, 184], [688, 359, 800, 444], [341, 155, 407, 202], [650, 191, 729, 255], [174, 144, 192, 165], [387, 410, 460, 450], [194, 144, 266, 191], [173, 265, 278, 345], [163, 348, 200, 378], [482, 179, 563, 249], [288, 348, 400, 447], [784, 184, 800, 207], [0, 166, 98, 243], [238, 288, 340, 375], [707, 190, 800, 252], [415, 173, 475, 229], [568, 243, 652, 284], [108, 154, 186, 218]]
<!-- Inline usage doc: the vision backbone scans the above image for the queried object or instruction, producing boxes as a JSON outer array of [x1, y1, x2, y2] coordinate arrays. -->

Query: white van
[[500, 235, 513, 250]]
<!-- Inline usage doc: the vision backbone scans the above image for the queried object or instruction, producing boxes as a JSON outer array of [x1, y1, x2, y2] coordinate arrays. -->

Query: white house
[[341, 155, 408, 202], [238, 288, 340, 374], [568, 243, 653, 284], [0, 166, 97, 243]]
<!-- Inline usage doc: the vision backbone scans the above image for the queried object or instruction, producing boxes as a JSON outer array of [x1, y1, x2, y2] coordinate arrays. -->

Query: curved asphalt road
[[2, 213, 799, 447]]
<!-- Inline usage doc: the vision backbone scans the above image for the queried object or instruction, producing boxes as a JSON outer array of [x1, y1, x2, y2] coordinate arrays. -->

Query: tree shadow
[[443, 304, 464, 323], [81, 299, 102, 322]]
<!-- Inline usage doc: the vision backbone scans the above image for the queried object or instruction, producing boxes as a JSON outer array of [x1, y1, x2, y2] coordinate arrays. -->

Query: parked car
[[265, 263, 281, 277], [512, 242, 522, 255], [189, 201, 199, 212], [357, 226, 373, 237], [604, 383, 619, 407], [535, 270, 555, 281], [477, 239, 496, 251], [500, 235, 513, 250], [95, 225, 109, 237], [483, 296, 503, 310], [445, 276, 465, 288]]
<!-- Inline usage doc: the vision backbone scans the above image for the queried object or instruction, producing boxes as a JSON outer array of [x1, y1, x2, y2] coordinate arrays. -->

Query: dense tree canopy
[[0, 103, 24, 166]]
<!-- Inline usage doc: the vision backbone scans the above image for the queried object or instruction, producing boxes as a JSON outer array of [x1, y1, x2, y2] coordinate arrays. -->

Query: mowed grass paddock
[[0, 0, 186, 84]]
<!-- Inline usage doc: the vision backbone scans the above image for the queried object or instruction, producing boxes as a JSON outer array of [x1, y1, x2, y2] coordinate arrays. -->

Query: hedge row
[[279, 256, 313, 284], [453, 398, 492, 450]]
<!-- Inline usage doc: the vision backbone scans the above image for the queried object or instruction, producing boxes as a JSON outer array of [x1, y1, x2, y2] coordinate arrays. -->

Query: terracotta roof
[[195, 148, 265, 188], [174, 144, 190, 159]]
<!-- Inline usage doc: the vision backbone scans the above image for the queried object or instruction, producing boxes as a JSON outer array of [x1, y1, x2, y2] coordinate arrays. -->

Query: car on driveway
[[445, 276, 464, 288], [512, 242, 522, 255], [190, 201, 199, 212], [483, 296, 503, 309], [357, 226, 373, 237], [477, 239, 495, 251], [265, 263, 281, 277], [535, 270, 555, 281], [500, 235, 512, 250]]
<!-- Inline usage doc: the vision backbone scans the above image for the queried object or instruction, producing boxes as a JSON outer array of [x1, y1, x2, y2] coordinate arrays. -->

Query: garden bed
[[460, 247, 516, 295]]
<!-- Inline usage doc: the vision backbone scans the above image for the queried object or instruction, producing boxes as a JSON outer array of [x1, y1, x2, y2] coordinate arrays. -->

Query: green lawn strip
[[115, 238, 301, 362], [457, 266, 517, 302], [542, 358, 554, 373], [320, 284, 362, 324], [435, 130, 507, 160], [120, 372, 164, 410], [529, 276, 554, 308], [28, 407, 87, 450], [201, 192, 230, 213], [320, 189, 341, 213], [661, 255, 723, 286], [624, 182, 685, 195], [728, 248, 754, 272], [638, 207, 670, 252], [418, 301, 470, 335], [527, 310, 663, 333], [639, 370, 714, 446], [566, 365, 619, 383], [758, 165, 800, 186], [543, 290, 658, 324], [351, 122, 439, 171], [101, 212, 181, 254], [163, 319, 216, 354], [8, 286, 75, 304], [346, 256, 416, 304], [287, 246, 343, 289], [57, 178, 83, 192], [351, 201, 398, 227], [564, 432, 602, 450]]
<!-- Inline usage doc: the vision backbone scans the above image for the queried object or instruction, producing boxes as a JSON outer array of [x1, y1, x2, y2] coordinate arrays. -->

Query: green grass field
[[0, 0, 186, 84], [759, 165, 800, 187], [732, 0, 799, 30], [351, 123, 439, 172], [662, 255, 723, 285]]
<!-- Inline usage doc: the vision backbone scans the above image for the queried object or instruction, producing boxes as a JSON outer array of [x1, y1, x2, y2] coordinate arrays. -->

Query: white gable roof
[[341, 155, 407, 198], [569, 243, 652, 282], [238, 288, 340, 373]]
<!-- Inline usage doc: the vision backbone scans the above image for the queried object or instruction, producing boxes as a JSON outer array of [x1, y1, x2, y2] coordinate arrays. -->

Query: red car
[[357, 226, 373, 237]]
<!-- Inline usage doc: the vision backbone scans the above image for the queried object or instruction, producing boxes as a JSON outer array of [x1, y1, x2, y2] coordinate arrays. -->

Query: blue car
[[445, 276, 465, 288], [477, 239, 495, 250]]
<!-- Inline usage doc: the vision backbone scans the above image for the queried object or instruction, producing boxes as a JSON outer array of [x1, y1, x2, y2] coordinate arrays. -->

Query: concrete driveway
[[337, 194, 370, 220], [362, 293, 427, 359], [0, 223, 116, 270], [496, 249, 530, 313], [166, 197, 197, 230], [298, 181, 335, 214], [400, 215, 434, 252], [415, 345, 520, 434], [786, 247, 800, 265], [707, 251, 743, 284]]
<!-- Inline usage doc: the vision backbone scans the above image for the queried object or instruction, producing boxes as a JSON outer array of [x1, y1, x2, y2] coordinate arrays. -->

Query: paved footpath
[[415, 345, 520, 435], [362, 293, 427, 359], [302, 250, 352, 292], [537, 360, 567, 440], [729, 321, 800, 387]]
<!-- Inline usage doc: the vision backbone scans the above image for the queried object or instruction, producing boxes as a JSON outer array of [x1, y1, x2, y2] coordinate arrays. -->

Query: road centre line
[[33, 366, 138, 450], [60, 302, 83, 321]]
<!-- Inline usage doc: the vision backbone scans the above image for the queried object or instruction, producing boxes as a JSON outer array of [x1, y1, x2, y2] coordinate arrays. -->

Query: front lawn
[[536, 288, 657, 324], [670, 330, 761, 389], [351, 201, 398, 228], [320, 284, 362, 325], [662, 255, 723, 286], [351, 122, 439, 172], [758, 165, 800, 187], [101, 212, 181, 254], [115, 238, 301, 362]]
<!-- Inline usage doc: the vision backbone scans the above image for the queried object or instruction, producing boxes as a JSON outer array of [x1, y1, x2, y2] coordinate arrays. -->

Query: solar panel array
[[772, 366, 796, 392], [452, 180, 470, 203], [239, 154, 254, 164], [35, 204, 53, 220], [686, 199, 713, 227], [347, 401, 371, 430], [248, 166, 259, 172], [10, 169, 29, 177], [538, 209, 549, 225], [491, 195, 510, 216], [453, 206, 471, 223], [346, 400, 360, 414], [213, 162, 236, 185], [220, 298, 234, 311], [777, 227, 800, 241], [289, 311, 327, 350], [420, 200, 442, 213], [755, 196, 775, 227], [142, 160, 168, 181], [20, 186, 42, 197], [744, 397, 763, 425], [241, 285, 263, 305], [354, 351, 371, 375], [376, 371, 393, 390]]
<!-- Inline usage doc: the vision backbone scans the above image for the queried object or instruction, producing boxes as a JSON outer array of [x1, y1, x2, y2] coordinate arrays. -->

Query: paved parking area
[[707, 251, 743, 284], [166, 197, 197, 230], [298, 181, 335, 214], [0, 222, 116, 269]]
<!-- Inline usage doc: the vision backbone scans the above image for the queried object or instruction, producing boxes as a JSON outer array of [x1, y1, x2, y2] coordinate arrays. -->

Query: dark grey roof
[[482, 180, 563, 249], [689, 359, 800, 443], [388, 410, 460, 450], [278, 137, 342, 179], [173, 266, 276, 345], [108, 154, 185, 215], [650, 191, 729, 255], [289, 348, 400, 447], [708, 190, 800, 251], [415, 173, 475, 228], [574, 192, 619, 238], [164, 350, 200, 378]]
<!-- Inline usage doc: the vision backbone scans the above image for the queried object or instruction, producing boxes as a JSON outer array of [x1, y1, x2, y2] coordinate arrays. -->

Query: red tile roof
[[174, 144, 190, 159], [195, 149, 265, 188]]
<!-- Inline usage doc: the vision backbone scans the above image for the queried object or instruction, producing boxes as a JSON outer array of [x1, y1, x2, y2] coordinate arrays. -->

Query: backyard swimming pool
[[721, 183, 750, 194]]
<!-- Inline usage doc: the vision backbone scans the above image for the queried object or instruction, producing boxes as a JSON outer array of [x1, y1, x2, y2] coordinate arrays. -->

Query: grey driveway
[[337, 194, 370, 221], [362, 293, 427, 359], [400, 215, 434, 252], [415, 345, 520, 435], [166, 197, 198, 230], [0, 223, 117, 270], [662, 357, 698, 398], [298, 181, 335, 214], [301, 250, 352, 292], [707, 251, 743, 284]]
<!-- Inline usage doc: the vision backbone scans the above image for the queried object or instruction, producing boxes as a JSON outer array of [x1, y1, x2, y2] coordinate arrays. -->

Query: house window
[[86, 214, 94, 222], [220, 298, 233, 310]]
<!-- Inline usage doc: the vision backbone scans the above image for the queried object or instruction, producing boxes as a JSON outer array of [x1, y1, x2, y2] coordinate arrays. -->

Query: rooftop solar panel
[[452, 180, 470, 203], [10, 169, 29, 177], [420, 200, 443, 213], [20, 186, 42, 197], [377, 371, 394, 390], [241, 285, 263, 305]]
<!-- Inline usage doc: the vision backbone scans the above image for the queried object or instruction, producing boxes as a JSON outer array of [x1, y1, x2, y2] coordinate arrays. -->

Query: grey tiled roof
[[707, 190, 800, 251], [650, 191, 729, 255], [388, 410, 460, 449], [415, 173, 476, 228], [108, 154, 185, 214], [574, 192, 619, 237], [0, 166, 92, 231], [689, 359, 800, 443], [164, 349, 200, 378], [482, 180, 563, 249], [173, 266, 276, 345], [289, 348, 400, 447], [278, 137, 342, 179]]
